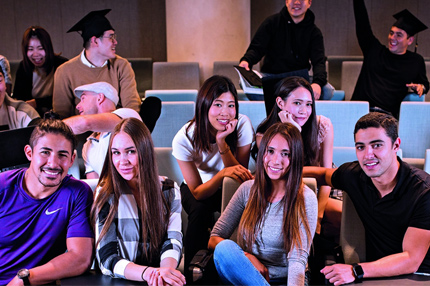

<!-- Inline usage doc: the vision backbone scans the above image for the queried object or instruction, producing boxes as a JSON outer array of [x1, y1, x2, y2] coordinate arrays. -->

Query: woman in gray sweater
[[209, 122, 317, 285]]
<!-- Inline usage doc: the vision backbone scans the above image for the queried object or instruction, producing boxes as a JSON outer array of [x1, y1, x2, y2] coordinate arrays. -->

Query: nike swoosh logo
[[45, 208, 62, 215]]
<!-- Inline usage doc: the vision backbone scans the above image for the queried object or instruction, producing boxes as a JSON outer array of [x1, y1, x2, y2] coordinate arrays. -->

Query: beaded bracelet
[[141, 266, 149, 281], [219, 146, 230, 155]]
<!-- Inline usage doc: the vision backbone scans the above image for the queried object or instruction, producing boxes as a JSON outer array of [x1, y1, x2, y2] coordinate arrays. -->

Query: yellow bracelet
[[219, 146, 230, 155]]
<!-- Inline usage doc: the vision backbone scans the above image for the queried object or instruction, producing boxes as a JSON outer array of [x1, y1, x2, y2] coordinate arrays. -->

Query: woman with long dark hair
[[255, 76, 337, 235], [13, 26, 68, 116], [92, 118, 185, 285], [209, 122, 317, 285], [172, 75, 254, 277]]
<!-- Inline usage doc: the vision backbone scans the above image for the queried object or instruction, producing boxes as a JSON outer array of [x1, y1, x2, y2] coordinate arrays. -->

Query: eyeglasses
[[101, 34, 117, 42]]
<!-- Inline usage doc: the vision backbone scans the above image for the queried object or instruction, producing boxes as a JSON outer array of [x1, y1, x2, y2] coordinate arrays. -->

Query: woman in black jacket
[[13, 26, 67, 116]]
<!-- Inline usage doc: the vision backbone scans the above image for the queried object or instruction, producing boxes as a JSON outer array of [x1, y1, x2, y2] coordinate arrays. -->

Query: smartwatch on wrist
[[352, 263, 364, 282], [17, 268, 30, 285]]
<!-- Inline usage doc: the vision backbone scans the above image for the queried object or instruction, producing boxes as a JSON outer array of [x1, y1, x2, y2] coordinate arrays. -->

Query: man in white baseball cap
[[64, 81, 142, 179]]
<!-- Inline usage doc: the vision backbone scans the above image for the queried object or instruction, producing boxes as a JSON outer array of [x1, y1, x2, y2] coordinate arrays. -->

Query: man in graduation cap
[[53, 9, 142, 119], [350, 0, 429, 119]]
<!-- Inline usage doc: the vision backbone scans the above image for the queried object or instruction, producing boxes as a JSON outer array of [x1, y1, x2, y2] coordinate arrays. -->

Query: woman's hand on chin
[[278, 111, 301, 132], [216, 119, 238, 144]]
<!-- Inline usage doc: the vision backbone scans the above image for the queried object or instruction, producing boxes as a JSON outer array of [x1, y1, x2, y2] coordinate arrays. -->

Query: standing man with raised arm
[[0, 119, 94, 285], [351, 0, 429, 119], [304, 112, 430, 285], [239, 0, 332, 100]]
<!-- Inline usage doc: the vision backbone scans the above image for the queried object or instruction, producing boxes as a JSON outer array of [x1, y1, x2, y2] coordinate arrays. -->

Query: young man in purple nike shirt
[[0, 119, 94, 285]]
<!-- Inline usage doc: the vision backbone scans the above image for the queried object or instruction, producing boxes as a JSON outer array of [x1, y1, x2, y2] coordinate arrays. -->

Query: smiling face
[[286, 0, 311, 23], [263, 134, 291, 182], [111, 131, 139, 185], [355, 127, 400, 180], [208, 92, 237, 132], [25, 133, 75, 190], [388, 26, 413, 55], [97, 30, 117, 60], [276, 86, 313, 127], [27, 37, 46, 67]]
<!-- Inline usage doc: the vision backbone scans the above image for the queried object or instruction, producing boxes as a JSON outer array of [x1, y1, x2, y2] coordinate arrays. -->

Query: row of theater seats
[[8, 57, 430, 102]]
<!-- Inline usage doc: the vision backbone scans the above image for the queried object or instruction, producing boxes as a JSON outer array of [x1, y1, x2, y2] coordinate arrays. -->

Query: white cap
[[74, 82, 119, 105]]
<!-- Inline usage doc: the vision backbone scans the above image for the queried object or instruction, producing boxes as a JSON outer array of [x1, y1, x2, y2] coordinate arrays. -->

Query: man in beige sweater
[[53, 9, 142, 119]]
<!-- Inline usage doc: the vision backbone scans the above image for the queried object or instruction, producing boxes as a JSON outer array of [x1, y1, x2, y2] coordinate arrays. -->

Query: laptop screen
[[0, 126, 35, 172]]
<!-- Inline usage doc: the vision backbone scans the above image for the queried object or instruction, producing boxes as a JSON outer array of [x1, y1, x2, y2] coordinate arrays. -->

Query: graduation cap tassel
[[415, 33, 418, 53]]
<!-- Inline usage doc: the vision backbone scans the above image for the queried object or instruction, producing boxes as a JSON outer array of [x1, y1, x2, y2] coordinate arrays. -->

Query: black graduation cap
[[393, 9, 427, 36], [67, 9, 114, 43]]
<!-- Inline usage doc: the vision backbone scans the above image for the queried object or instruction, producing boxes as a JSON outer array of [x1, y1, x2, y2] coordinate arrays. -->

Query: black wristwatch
[[17, 268, 30, 285], [352, 263, 364, 282]]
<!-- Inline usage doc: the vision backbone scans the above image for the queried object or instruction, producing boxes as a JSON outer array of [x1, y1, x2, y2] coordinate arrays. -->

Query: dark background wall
[[1, 0, 430, 62], [0, 0, 166, 61]]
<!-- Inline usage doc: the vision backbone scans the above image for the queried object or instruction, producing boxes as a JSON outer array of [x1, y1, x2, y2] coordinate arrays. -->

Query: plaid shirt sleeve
[[160, 181, 183, 266], [95, 195, 132, 279]]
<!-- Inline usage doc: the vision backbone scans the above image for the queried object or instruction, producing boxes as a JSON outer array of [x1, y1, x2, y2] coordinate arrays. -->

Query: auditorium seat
[[151, 101, 195, 147], [315, 101, 369, 147], [8, 60, 20, 90], [333, 147, 357, 167], [128, 58, 153, 98], [238, 101, 266, 131], [213, 61, 242, 90], [341, 61, 362, 101], [424, 149, 430, 174], [340, 192, 366, 264], [152, 62, 200, 90], [145, 89, 198, 102], [155, 147, 184, 186], [398, 102, 430, 169]]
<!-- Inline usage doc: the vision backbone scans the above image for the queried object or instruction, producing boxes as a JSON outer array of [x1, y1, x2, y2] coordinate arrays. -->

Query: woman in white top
[[172, 75, 254, 279]]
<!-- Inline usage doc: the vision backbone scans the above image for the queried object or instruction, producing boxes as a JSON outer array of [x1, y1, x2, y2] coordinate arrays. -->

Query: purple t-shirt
[[0, 168, 94, 284]]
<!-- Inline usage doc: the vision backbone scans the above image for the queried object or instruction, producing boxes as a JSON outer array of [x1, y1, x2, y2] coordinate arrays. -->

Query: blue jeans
[[309, 75, 335, 100], [319, 82, 335, 100], [213, 239, 271, 285]]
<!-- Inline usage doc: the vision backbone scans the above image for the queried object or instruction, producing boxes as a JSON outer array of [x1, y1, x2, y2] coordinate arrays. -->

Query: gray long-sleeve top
[[211, 180, 317, 285]]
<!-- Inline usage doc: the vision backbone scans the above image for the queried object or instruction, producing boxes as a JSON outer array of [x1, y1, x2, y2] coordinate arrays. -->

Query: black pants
[[180, 183, 221, 282]]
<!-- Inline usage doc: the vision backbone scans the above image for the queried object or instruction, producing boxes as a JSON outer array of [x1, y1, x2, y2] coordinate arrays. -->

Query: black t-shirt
[[332, 158, 430, 272]]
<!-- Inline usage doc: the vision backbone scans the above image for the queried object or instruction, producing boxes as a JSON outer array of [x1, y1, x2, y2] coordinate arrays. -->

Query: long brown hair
[[187, 75, 239, 155], [238, 122, 312, 253], [91, 118, 169, 261], [255, 76, 319, 166]]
